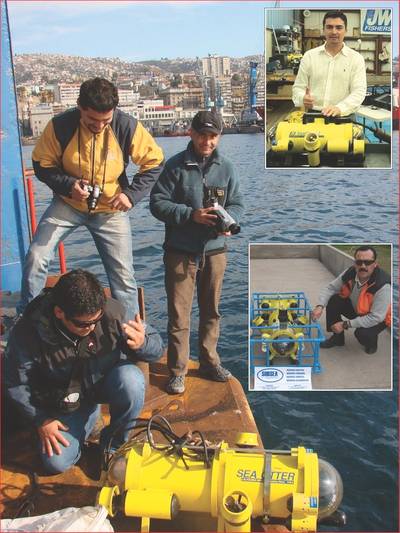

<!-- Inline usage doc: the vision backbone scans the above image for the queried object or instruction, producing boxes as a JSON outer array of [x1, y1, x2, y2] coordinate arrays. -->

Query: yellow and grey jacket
[[32, 108, 164, 213]]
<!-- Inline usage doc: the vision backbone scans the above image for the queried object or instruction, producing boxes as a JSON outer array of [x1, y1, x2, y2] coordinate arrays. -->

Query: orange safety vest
[[339, 266, 391, 327]]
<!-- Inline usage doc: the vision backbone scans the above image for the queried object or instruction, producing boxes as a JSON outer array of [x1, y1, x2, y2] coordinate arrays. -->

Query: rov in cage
[[250, 292, 325, 374]]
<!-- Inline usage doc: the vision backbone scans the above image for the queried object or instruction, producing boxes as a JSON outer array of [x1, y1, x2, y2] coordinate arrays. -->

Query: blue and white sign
[[361, 9, 391, 35], [254, 366, 312, 391]]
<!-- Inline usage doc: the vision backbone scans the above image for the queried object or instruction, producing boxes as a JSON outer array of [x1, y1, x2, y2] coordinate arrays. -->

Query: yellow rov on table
[[266, 111, 365, 167], [250, 292, 325, 374]]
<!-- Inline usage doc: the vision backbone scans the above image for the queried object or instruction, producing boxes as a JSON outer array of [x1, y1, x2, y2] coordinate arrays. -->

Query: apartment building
[[201, 55, 231, 77], [29, 104, 53, 137], [54, 84, 80, 106]]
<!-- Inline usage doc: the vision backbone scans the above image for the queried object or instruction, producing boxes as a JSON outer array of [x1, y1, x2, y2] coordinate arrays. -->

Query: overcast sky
[[7, 1, 399, 61]]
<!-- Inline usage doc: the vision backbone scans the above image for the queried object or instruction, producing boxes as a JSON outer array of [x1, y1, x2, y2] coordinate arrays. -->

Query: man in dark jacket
[[311, 246, 391, 354], [5, 270, 163, 474], [150, 111, 244, 394]]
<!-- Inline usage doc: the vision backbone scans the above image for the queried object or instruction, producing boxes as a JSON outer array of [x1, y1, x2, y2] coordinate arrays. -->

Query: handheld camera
[[203, 186, 240, 235], [210, 200, 241, 235], [81, 181, 102, 212]]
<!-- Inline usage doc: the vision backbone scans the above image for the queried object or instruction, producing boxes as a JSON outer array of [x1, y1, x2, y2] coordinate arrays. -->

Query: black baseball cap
[[191, 111, 223, 134]]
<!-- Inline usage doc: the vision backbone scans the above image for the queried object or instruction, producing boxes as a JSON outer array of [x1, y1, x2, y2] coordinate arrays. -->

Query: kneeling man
[[5, 269, 163, 474]]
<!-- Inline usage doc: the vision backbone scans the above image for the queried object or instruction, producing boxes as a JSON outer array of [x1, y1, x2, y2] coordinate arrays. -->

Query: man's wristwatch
[[343, 320, 350, 330]]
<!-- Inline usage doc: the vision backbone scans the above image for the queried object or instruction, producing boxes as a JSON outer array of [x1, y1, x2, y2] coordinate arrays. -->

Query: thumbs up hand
[[303, 87, 314, 110]]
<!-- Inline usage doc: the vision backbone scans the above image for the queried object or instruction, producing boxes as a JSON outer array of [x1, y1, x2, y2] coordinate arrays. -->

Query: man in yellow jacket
[[18, 78, 164, 320]]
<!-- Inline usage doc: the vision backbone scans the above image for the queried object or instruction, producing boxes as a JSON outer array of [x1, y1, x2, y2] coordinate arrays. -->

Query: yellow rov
[[98, 417, 344, 532], [250, 293, 325, 373], [252, 297, 309, 363], [267, 111, 365, 167]]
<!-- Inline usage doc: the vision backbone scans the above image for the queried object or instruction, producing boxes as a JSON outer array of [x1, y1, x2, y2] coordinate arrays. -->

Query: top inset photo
[[265, 8, 393, 169]]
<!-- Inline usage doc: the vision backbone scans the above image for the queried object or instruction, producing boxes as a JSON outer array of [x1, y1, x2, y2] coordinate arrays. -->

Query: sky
[[6, 0, 399, 62]]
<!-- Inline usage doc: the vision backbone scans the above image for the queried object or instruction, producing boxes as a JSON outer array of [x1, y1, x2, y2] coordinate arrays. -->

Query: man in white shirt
[[311, 246, 391, 355], [292, 11, 367, 117]]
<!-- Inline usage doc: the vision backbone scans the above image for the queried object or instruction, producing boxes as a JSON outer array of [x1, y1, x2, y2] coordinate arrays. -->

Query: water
[[22, 134, 398, 532]]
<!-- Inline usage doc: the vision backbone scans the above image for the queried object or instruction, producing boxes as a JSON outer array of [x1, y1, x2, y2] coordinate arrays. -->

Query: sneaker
[[199, 364, 232, 382], [166, 375, 185, 394], [320, 334, 345, 349], [364, 345, 377, 355]]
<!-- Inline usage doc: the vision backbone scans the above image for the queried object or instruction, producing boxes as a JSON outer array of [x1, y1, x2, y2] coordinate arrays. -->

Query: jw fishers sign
[[361, 9, 391, 35]]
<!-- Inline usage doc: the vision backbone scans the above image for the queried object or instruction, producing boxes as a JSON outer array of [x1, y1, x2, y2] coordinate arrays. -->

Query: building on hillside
[[54, 84, 80, 106], [160, 86, 204, 109], [29, 104, 53, 137], [201, 55, 231, 77]]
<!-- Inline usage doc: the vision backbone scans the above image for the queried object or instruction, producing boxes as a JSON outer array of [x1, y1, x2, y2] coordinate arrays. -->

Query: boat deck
[[250, 258, 392, 391], [1, 290, 262, 529]]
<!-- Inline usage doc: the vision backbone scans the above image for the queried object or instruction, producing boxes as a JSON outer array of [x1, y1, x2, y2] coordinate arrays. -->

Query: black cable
[[103, 416, 213, 471], [4, 463, 40, 520], [190, 430, 210, 468], [147, 414, 175, 451]]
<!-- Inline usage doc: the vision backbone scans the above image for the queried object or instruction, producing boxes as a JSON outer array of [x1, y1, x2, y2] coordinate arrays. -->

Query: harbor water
[[22, 133, 398, 532]]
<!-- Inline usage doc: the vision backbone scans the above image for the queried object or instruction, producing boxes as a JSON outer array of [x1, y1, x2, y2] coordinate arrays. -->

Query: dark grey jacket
[[4, 290, 163, 426], [150, 142, 244, 255]]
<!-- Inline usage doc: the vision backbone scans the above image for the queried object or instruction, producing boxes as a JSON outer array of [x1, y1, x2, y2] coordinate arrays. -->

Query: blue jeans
[[17, 196, 139, 319], [40, 361, 145, 474]]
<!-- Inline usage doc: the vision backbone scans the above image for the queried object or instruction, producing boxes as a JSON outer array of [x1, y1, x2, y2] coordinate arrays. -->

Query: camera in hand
[[203, 186, 240, 235], [208, 198, 240, 235], [81, 181, 101, 211], [212, 201, 240, 234]]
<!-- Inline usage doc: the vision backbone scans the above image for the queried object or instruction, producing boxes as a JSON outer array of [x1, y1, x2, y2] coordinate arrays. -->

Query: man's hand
[[311, 306, 323, 322], [71, 179, 90, 201], [122, 313, 145, 350], [303, 87, 314, 110], [321, 105, 341, 117], [192, 207, 218, 226], [109, 192, 133, 212], [38, 418, 70, 457], [331, 321, 345, 334]]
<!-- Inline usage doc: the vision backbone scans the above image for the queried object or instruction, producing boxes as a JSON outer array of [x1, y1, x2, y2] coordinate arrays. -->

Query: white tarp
[[1, 505, 113, 532]]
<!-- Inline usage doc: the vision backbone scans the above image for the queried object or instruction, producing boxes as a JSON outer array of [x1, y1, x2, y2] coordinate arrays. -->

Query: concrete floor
[[249, 258, 392, 391]]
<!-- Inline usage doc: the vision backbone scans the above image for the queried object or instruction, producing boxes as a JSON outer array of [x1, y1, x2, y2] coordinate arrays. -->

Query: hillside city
[[14, 52, 265, 141]]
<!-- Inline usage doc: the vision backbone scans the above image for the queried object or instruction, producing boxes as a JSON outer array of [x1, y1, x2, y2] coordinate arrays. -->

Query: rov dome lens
[[318, 458, 343, 519], [272, 336, 295, 355]]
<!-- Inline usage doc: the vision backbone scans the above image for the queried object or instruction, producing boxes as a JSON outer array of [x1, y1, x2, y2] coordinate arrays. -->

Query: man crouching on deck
[[4, 269, 163, 474]]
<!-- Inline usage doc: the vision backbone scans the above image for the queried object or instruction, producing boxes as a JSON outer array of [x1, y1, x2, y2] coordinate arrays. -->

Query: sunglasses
[[354, 259, 375, 266], [68, 310, 104, 328]]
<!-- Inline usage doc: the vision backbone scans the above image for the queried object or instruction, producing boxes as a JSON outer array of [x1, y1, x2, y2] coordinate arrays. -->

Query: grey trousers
[[164, 250, 227, 376]]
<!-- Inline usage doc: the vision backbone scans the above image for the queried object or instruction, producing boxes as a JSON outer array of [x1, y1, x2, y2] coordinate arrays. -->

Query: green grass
[[333, 244, 392, 276]]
